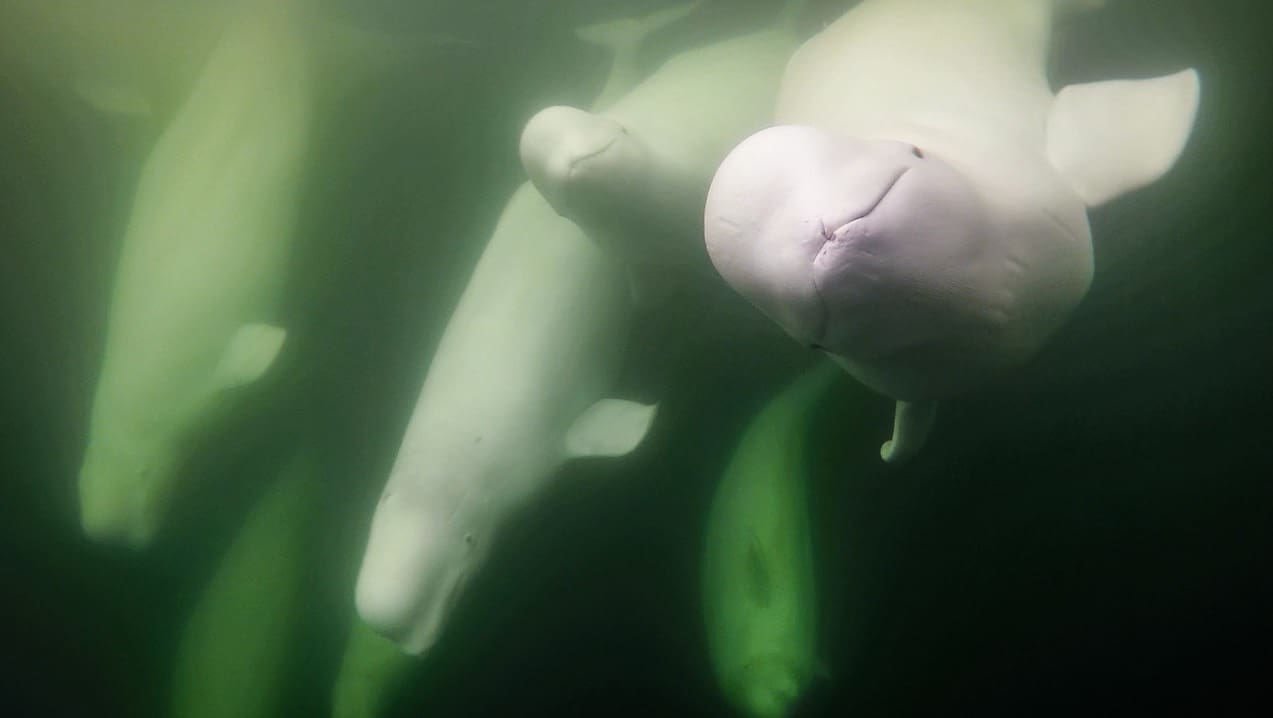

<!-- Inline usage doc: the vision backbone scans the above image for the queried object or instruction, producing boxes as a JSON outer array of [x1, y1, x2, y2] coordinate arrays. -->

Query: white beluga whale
[[354, 5, 702, 655], [354, 186, 654, 655], [704, 0, 1200, 463], [702, 362, 839, 718], [77, 1, 313, 546], [73, 0, 432, 546], [519, 0, 803, 277], [170, 448, 321, 718]]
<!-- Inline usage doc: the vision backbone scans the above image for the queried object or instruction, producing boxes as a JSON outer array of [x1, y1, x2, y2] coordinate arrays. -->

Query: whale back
[[778, 0, 1058, 151]]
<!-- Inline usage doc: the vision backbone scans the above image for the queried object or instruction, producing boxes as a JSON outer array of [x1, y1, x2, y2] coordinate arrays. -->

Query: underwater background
[[1, 0, 1271, 715]]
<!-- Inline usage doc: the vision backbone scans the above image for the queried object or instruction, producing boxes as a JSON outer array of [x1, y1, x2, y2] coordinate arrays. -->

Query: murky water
[[1, 1, 1270, 716]]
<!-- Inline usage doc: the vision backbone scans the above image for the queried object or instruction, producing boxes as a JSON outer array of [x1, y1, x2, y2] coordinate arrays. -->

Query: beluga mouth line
[[566, 135, 621, 177], [817, 166, 910, 249]]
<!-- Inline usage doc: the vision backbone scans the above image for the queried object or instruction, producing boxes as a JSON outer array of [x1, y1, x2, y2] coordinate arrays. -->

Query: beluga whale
[[519, 0, 804, 281], [704, 0, 1200, 463], [73, 0, 423, 546], [76, 0, 313, 546], [702, 362, 841, 718], [354, 3, 703, 656]]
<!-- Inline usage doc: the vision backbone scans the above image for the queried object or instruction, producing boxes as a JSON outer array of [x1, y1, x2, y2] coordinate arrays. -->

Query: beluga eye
[[911, 146, 924, 159]]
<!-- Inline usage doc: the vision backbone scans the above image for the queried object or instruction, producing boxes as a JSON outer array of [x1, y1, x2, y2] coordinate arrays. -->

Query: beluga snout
[[520, 105, 646, 219], [355, 496, 484, 656], [78, 436, 177, 547]]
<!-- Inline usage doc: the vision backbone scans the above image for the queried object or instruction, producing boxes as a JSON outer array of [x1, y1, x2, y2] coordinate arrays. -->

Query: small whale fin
[[1046, 68, 1201, 207], [879, 400, 936, 464], [575, 0, 704, 106], [212, 323, 287, 390], [565, 399, 658, 458]]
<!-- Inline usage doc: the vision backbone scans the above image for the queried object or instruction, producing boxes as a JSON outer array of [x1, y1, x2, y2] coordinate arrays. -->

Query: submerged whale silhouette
[[77, 4, 309, 545], [705, 0, 1200, 462], [702, 363, 840, 718]]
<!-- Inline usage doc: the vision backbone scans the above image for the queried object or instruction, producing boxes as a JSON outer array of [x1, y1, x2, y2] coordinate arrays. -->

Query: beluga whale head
[[705, 0, 1200, 464], [705, 125, 1006, 401], [355, 482, 494, 656], [519, 103, 699, 277], [78, 431, 181, 546], [519, 105, 651, 219]]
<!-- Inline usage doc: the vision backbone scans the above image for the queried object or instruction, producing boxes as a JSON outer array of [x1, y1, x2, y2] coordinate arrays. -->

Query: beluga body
[[353, 4, 705, 655], [702, 363, 840, 718], [704, 0, 1200, 462], [78, 0, 312, 545]]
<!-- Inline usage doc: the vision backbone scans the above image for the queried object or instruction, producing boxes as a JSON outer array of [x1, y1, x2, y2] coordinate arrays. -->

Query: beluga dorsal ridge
[[519, 0, 806, 286], [354, 3, 698, 657], [704, 0, 1200, 463]]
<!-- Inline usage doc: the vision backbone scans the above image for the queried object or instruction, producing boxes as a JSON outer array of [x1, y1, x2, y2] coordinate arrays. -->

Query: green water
[[2, 1, 1271, 716]]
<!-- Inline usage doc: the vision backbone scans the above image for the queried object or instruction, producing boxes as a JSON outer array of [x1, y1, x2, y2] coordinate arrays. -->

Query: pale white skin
[[355, 184, 633, 654], [705, 0, 1198, 461], [520, 15, 800, 274], [355, 6, 707, 657], [702, 365, 836, 718], [78, 6, 309, 545]]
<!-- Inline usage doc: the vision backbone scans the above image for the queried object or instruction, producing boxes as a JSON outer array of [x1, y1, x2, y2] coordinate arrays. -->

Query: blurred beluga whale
[[519, 0, 805, 283], [76, 0, 313, 546], [354, 3, 704, 656], [72, 0, 430, 546], [704, 0, 1200, 463], [702, 362, 841, 718], [170, 448, 322, 718]]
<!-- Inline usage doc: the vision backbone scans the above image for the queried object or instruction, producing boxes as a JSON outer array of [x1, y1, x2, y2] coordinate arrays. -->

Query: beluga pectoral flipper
[[704, 0, 1200, 463]]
